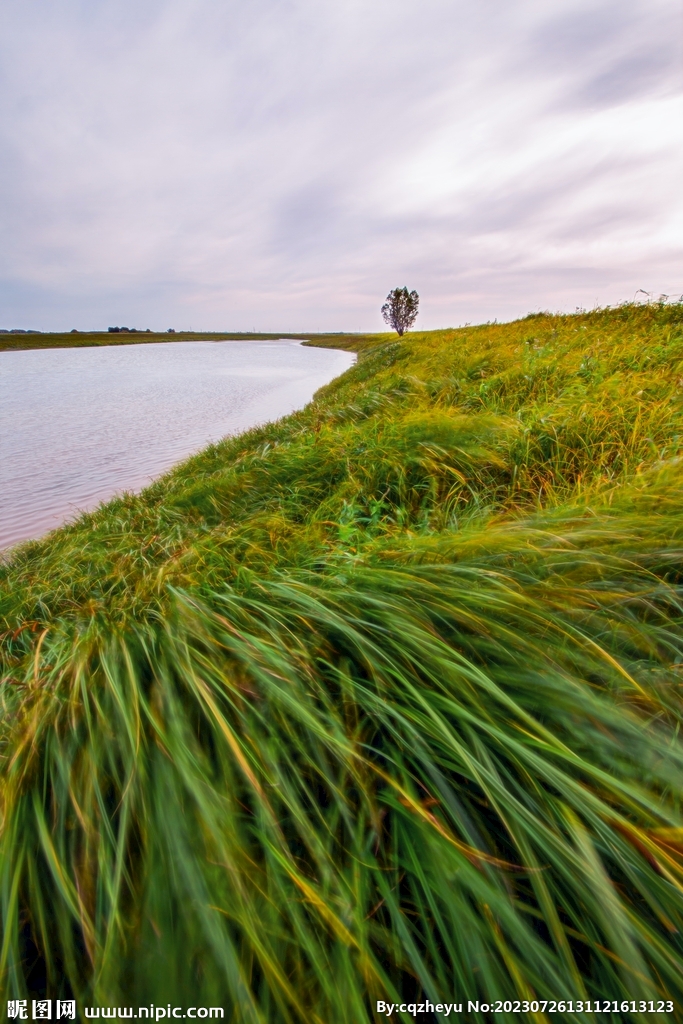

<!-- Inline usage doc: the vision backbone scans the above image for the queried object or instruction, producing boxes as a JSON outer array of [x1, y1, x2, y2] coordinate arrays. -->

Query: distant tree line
[[108, 327, 153, 333]]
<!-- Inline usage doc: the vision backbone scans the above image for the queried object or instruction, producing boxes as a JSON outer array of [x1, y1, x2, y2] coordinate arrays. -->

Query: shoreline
[[1, 339, 357, 553], [0, 329, 382, 354]]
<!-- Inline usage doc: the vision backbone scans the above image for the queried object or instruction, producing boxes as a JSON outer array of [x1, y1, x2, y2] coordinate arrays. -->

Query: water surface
[[0, 340, 354, 550]]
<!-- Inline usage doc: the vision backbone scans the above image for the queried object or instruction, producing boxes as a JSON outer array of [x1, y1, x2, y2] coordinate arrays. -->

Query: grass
[[2, 302, 683, 1019]]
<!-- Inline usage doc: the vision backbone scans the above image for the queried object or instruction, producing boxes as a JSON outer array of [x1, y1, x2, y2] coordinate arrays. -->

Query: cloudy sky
[[0, 0, 681, 332]]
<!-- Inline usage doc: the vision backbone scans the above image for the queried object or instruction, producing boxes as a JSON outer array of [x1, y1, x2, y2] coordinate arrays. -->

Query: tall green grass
[[2, 303, 683, 1018]]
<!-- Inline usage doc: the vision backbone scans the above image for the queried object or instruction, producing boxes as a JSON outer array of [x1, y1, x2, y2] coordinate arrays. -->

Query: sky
[[0, 0, 681, 332]]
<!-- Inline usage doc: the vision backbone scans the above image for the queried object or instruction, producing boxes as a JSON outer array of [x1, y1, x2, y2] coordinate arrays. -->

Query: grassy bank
[[0, 331, 379, 353], [2, 303, 683, 1018]]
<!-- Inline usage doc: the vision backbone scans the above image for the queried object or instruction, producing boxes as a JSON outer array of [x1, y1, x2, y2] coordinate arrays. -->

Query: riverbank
[[0, 329, 380, 352], [2, 302, 683, 1013]]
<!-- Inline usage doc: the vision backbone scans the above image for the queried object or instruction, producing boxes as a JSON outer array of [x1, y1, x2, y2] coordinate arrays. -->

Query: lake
[[0, 339, 354, 551]]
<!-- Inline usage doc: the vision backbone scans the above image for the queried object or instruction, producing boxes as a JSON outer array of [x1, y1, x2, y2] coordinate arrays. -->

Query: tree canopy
[[381, 286, 419, 336]]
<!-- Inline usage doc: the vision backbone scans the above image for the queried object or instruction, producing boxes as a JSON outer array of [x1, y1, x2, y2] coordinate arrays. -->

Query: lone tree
[[381, 286, 419, 336]]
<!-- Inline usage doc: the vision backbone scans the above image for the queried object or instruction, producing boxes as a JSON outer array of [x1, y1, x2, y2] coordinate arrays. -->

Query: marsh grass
[[2, 303, 683, 1018]]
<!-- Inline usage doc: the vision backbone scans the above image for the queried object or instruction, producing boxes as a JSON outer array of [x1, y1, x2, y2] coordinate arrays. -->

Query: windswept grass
[[2, 303, 683, 1018]]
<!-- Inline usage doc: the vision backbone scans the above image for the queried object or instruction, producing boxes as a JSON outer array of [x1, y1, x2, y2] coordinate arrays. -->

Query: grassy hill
[[2, 303, 683, 1017]]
